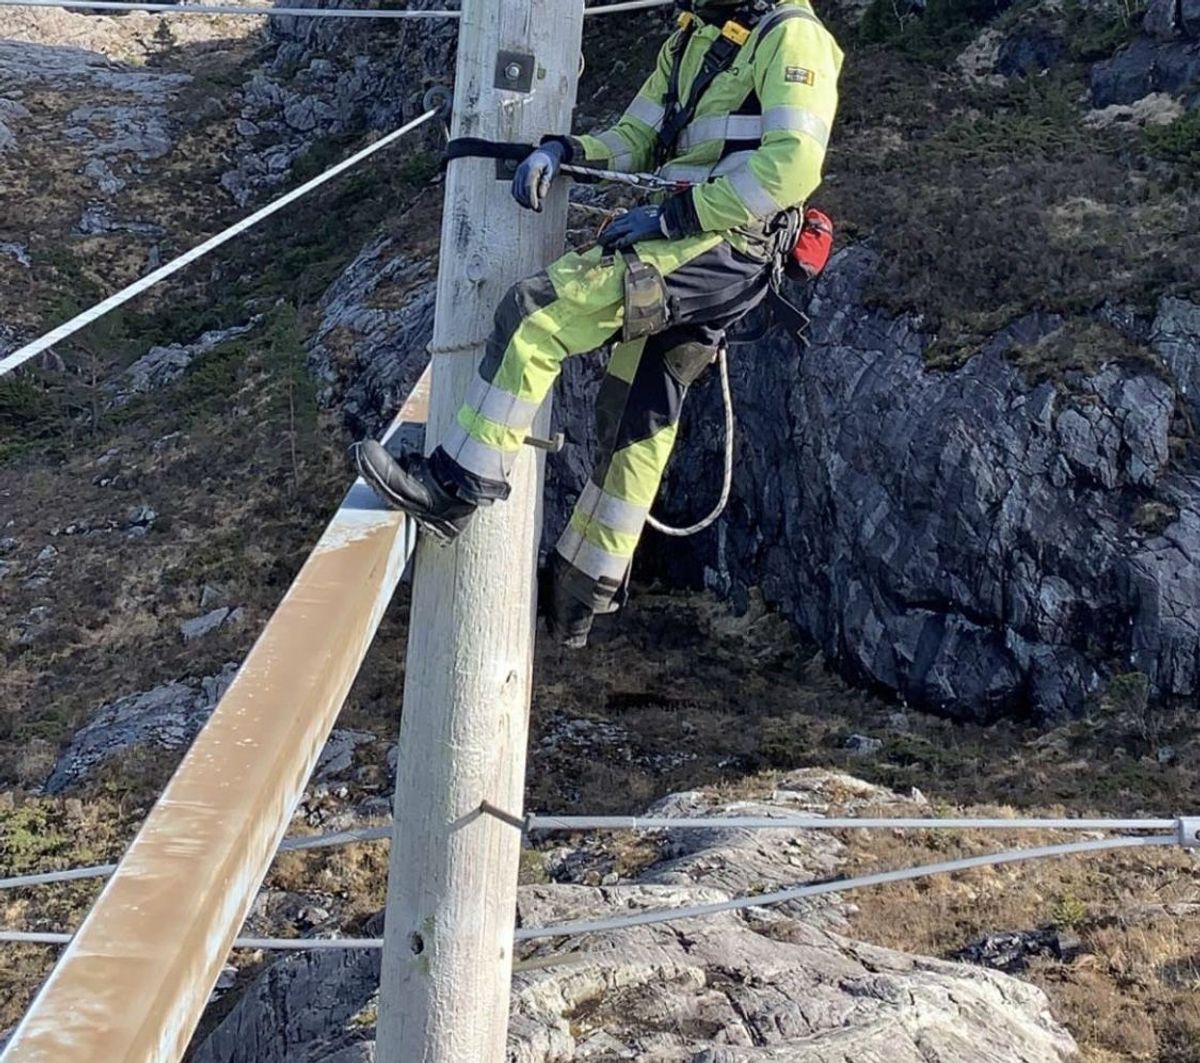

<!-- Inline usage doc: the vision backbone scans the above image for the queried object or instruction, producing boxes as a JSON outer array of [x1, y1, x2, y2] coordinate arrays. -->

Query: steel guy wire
[[1, 814, 1188, 892], [514, 833, 1180, 942], [3, 834, 1179, 951], [0, 929, 387, 950], [524, 813, 1183, 832], [0, 824, 393, 892], [0, 0, 672, 18], [0, 109, 439, 379]]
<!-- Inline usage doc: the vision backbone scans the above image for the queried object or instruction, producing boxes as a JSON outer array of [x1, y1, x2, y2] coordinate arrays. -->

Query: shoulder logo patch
[[785, 66, 817, 85]]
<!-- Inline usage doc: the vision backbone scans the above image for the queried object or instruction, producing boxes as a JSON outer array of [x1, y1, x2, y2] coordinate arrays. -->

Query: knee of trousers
[[481, 272, 559, 381]]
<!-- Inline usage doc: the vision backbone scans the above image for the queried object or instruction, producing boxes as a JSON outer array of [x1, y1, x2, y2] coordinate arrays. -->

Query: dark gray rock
[[647, 248, 1197, 720], [996, 26, 1066, 76], [116, 321, 258, 402], [179, 607, 232, 642], [189, 949, 379, 1063], [314, 729, 375, 781], [223, 0, 454, 203], [1090, 35, 1200, 107], [953, 928, 1081, 974], [1145, 0, 1200, 39], [45, 664, 238, 793], [307, 237, 435, 440], [1152, 295, 1200, 423]]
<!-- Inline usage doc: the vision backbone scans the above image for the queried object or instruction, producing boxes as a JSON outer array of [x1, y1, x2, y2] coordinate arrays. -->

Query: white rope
[[526, 813, 1183, 833], [514, 834, 1178, 941], [0, 824, 392, 892], [0, 0, 669, 17], [0, 109, 439, 379], [646, 345, 735, 537]]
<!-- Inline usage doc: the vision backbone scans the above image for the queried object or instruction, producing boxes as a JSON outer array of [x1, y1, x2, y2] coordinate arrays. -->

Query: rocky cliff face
[[311, 232, 1200, 722], [288, 0, 1200, 723], [191, 772, 1078, 1063], [646, 249, 1200, 721]]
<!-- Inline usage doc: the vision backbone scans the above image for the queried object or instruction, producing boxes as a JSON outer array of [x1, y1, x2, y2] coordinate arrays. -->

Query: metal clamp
[[495, 50, 535, 93], [1178, 817, 1200, 849], [524, 432, 565, 454], [422, 85, 452, 120]]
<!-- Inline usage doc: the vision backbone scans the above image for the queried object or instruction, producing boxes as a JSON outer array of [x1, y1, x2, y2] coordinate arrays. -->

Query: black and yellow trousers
[[429, 232, 772, 610]]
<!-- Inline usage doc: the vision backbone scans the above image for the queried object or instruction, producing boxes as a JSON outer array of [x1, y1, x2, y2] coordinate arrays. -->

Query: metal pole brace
[[422, 86, 453, 121], [524, 432, 565, 454], [1178, 817, 1200, 849]]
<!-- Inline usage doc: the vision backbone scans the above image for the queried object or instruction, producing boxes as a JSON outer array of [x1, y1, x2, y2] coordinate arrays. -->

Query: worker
[[355, 0, 843, 648]]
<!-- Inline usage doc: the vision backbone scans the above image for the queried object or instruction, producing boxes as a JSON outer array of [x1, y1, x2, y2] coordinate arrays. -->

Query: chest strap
[[656, 5, 825, 169]]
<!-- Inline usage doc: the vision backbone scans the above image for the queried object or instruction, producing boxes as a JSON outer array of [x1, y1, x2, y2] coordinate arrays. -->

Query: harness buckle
[[721, 19, 752, 45]]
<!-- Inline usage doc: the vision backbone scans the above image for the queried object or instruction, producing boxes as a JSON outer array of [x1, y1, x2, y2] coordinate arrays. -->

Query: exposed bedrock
[[313, 235, 1200, 722], [639, 248, 1200, 721]]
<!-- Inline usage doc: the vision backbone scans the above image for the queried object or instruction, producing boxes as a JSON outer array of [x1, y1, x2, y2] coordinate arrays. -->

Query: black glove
[[598, 206, 668, 252], [512, 140, 568, 213]]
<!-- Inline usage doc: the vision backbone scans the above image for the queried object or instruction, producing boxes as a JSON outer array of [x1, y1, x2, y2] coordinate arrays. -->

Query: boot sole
[[354, 445, 462, 546]]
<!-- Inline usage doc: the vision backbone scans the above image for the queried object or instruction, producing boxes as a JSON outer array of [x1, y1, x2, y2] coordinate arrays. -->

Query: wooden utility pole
[[376, 2, 585, 1061]]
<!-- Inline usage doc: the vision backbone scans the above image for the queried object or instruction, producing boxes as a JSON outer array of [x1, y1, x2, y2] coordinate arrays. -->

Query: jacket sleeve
[[691, 17, 842, 232], [568, 34, 678, 174]]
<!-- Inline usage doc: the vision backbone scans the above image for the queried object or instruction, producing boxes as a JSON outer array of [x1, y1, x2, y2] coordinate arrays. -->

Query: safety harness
[[656, 2, 819, 168]]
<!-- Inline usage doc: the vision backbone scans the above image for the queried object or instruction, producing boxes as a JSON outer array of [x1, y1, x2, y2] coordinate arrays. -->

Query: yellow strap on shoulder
[[721, 19, 751, 45], [678, 10, 695, 28]]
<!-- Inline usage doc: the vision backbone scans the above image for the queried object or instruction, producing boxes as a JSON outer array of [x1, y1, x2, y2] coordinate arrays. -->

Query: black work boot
[[541, 554, 597, 650], [354, 440, 477, 544]]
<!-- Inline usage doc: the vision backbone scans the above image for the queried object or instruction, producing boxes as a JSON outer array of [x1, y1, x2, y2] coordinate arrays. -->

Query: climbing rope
[[0, 109, 439, 379]]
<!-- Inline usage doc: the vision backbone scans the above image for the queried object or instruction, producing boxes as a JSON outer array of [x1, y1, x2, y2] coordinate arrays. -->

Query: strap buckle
[[721, 19, 751, 45]]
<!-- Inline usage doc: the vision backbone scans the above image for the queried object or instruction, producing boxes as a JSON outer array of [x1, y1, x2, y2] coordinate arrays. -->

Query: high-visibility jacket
[[572, 1, 842, 243]]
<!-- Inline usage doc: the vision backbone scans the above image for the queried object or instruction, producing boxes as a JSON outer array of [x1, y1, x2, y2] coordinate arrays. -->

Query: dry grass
[[841, 802, 1200, 1061]]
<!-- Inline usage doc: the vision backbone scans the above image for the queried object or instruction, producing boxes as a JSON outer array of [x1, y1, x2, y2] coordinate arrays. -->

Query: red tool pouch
[[788, 208, 834, 280]]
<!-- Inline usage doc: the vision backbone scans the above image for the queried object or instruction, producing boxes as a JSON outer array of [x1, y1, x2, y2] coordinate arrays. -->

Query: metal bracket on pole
[[1178, 816, 1200, 849], [493, 52, 535, 179], [422, 85, 453, 120], [523, 432, 565, 454], [495, 50, 535, 93]]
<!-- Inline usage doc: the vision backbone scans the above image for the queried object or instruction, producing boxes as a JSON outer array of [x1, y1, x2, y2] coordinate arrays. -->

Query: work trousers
[[430, 232, 772, 610]]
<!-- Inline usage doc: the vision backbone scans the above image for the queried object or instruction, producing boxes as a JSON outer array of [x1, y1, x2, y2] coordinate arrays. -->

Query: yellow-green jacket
[[572, 1, 843, 238]]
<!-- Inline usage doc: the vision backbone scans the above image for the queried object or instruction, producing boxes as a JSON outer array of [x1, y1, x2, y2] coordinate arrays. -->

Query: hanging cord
[[646, 344, 735, 538]]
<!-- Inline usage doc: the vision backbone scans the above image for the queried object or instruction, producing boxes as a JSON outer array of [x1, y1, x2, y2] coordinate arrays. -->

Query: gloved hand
[[512, 140, 567, 213], [597, 206, 667, 252]]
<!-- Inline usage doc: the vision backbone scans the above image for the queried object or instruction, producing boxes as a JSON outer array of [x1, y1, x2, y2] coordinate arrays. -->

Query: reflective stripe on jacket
[[574, 1, 843, 235]]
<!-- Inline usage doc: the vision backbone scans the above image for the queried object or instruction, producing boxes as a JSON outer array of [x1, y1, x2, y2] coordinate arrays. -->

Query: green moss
[[0, 378, 66, 461], [1063, 0, 1145, 62], [1145, 109, 1200, 171], [0, 804, 72, 875], [1007, 319, 1164, 385], [857, 0, 1009, 63]]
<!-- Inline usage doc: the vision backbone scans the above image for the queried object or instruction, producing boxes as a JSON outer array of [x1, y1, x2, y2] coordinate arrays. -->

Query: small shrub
[[858, 0, 1009, 63], [1145, 109, 1200, 171], [1052, 891, 1089, 930], [1063, 0, 1145, 61]]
